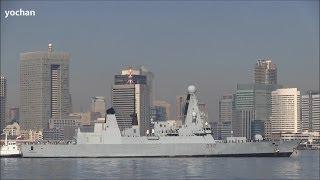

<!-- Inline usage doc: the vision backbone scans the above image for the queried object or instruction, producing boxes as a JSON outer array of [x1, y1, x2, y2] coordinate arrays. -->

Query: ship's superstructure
[[21, 85, 299, 157], [0, 133, 21, 157]]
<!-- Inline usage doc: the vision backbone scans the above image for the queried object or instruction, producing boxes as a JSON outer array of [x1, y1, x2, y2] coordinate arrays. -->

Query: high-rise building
[[234, 84, 281, 139], [234, 84, 255, 139], [219, 95, 235, 123], [9, 106, 19, 123], [218, 94, 235, 139], [301, 91, 320, 132], [140, 66, 155, 106], [151, 100, 171, 122], [112, 67, 151, 135], [270, 88, 300, 134], [90, 96, 106, 116], [20, 44, 71, 130], [254, 59, 277, 84], [176, 95, 185, 122], [0, 75, 7, 131], [236, 109, 255, 139], [151, 106, 167, 122], [154, 100, 171, 120]]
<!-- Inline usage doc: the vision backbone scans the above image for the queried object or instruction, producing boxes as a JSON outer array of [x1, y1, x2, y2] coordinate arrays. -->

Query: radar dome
[[254, 134, 263, 141], [187, 85, 197, 93]]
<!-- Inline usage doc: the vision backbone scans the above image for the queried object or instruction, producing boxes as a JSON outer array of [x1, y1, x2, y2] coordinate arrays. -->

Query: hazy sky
[[1, 1, 319, 121]]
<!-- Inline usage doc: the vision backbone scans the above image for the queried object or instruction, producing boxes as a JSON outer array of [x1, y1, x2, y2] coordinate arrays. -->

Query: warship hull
[[21, 86, 299, 158], [21, 139, 298, 158]]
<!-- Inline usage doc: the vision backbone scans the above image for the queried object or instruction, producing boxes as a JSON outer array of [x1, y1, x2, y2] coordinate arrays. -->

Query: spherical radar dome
[[187, 85, 197, 93]]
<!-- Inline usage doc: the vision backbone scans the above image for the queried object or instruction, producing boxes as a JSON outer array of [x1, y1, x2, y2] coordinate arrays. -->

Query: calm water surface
[[1, 150, 319, 179]]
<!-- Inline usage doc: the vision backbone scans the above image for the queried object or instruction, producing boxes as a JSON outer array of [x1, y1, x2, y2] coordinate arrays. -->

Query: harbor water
[[1, 150, 319, 179]]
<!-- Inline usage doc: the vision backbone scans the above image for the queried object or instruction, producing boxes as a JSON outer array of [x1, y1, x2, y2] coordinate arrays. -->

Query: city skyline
[[1, 1, 319, 121]]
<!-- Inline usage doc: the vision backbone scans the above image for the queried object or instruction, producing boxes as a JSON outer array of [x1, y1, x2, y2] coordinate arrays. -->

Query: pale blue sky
[[1, 1, 319, 121]]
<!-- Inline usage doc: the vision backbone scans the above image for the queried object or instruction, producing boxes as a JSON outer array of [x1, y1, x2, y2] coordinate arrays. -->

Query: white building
[[270, 88, 300, 134]]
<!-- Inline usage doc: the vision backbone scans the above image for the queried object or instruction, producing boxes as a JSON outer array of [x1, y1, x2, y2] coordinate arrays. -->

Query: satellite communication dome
[[187, 85, 197, 94], [254, 134, 263, 141]]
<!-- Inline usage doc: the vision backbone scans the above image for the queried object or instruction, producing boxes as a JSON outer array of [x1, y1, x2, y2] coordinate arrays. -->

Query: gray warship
[[21, 85, 299, 157]]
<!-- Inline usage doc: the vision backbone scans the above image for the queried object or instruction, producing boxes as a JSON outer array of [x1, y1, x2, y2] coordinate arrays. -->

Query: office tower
[[236, 109, 255, 139], [234, 84, 254, 139], [20, 44, 71, 130], [115, 66, 154, 110], [154, 100, 171, 120], [234, 84, 281, 139], [90, 96, 106, 116], [0, 75, 7, 131], [9, 106, 19, 123], [254, 59, 277, 84], [151, 106, 167, 122], [270, 88, 300, 134], [112, 67, 151, 135], [219, 95, 235, 123], [151, 100, 171, 122], [176, 95, 185, 122], [218, 94, 235, 139], [301, 91, 320, 132], [140, 66, 155, 105]]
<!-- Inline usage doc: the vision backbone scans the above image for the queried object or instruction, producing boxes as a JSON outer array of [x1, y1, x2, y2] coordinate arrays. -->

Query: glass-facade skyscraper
[[234, 84, 282, 139]]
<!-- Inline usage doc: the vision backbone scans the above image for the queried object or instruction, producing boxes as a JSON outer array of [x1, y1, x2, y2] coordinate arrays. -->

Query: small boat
[[0, 133, 22, 157]]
